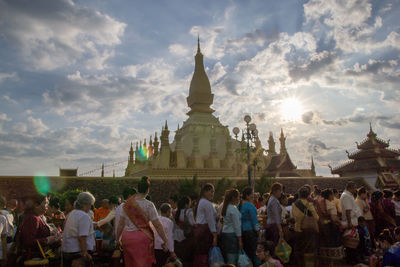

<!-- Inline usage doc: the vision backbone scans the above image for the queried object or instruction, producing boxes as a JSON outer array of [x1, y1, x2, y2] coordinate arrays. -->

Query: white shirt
[[195, 198, 216, 233], [1, 210, 14, 237], [258, 206, 267, 215], [154, 216, 174, 252], [0, 215, 8, 260], [114, 202, 125, 237], [393, 200, 400, 217], [286, 206, 293, 218], [120, 199, 158, 232], [173, 208, 195, 242], [340, 190, 362, 226], [62, 210, 95, 253]]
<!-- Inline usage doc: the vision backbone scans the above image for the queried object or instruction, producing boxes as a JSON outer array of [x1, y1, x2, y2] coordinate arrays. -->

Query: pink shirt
[[154, 216, 174, 252]]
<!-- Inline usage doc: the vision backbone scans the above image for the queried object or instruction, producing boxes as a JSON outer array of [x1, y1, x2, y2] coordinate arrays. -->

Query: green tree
[[214, 177, 234, 202], [59, 189, 82, 210], [255, 175, 274, 195], [178, 174, 200, 200], [235, 180, 249, 194]]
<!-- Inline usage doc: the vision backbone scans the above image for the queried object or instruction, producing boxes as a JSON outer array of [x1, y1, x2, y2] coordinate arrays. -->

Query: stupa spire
[[367, 122, 377, 138], [186, 37, 214, 115], [268, 131, 276, 155], [129, 142, 134, 163], [311, 156, 315, 171], [197, 34, 200, 54], [279, 128, 287, 154]]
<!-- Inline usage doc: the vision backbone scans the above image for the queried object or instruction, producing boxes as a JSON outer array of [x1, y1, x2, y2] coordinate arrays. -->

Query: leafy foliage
[[177, 174, 200, 199], [235, 181, 249, 193], [255, 175, 274, 195], [57, 189, 82, 210], [214, 177, 234, 202]]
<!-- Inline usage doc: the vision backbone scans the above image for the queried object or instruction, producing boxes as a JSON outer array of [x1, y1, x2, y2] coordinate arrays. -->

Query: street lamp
[[233, 115, 258, 187]]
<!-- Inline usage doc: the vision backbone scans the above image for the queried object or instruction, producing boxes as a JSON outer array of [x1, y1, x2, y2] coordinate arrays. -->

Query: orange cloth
[[94, 207, 110, 222]]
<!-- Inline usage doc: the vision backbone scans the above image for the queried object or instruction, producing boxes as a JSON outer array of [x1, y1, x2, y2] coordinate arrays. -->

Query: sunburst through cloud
[[280, 98, 303, 122]]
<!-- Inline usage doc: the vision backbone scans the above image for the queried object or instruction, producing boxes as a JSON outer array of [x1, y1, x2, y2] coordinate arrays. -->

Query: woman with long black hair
[[174, 196, 195, 265], [193, 183, 217, 267], [220, 189, 242, 265], [240, 187, 260, 266]]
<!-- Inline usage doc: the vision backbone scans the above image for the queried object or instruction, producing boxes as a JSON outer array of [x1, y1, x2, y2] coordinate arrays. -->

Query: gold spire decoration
[[186, 37, 214, 115]]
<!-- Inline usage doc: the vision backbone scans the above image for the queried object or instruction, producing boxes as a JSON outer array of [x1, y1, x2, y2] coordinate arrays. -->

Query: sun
[[280, 98, 303, 121]]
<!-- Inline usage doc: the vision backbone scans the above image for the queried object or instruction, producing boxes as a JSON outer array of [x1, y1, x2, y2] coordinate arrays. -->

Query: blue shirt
[[382, 245, 400, 267], [240, 202, 260, 232]]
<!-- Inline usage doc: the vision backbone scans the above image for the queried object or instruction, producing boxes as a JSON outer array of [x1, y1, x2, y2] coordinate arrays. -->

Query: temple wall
[[0, 176, 370, 207]]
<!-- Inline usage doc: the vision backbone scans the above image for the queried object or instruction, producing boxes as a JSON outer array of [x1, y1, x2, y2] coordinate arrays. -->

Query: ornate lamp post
[[233, 115, 258, 187]]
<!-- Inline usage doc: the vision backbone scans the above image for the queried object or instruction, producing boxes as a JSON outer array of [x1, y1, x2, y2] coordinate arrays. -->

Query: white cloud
[[2, 95, 18, 105], [0, 113, 11, 134], [12, 122, 27, 133], [42, 58, 189, 124], [27, 116, 49, 136], [0, 72, 17, 83], [189, 26, 225, 59], [0, 0, 126, 70], [0, 113, 11, 122], [209, 62, 227, 84], [168, 44, 189, 57]]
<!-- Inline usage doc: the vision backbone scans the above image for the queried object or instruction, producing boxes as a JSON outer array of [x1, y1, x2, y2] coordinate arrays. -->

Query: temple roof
[[357, 124, 390, 150], [186, 37, 214, 115], [376, 173, 398, 188], [266, 152, 297, 172], [332, 158, 400, 174], [348, 148, 400, 160]]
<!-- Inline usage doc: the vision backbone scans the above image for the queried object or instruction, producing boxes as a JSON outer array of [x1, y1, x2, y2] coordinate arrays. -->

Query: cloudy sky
[[0, 0, 399, 177]]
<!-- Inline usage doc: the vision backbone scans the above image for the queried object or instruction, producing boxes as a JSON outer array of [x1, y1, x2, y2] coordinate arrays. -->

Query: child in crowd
[[358, 216, 372, 257], [256, 241, 283, 267], [154, 203, 176, 267]]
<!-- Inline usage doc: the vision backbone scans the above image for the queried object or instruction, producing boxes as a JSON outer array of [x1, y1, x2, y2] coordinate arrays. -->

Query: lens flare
[[138, 145, 148, 161], [33, 174, 50, 195]]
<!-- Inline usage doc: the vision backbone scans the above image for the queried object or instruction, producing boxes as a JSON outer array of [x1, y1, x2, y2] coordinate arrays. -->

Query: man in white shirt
[[154, 203, 176, 267], [340, 182, 362, 228]]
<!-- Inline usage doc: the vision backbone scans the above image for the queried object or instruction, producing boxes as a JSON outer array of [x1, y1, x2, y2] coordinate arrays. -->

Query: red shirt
[[20, 212, 50, 256]]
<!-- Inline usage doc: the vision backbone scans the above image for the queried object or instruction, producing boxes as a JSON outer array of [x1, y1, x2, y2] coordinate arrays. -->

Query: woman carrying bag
[[291, 186, 319, 267]]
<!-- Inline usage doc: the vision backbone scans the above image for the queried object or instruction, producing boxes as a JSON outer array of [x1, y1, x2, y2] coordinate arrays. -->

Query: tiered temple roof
[[332, 124, 400, 176]]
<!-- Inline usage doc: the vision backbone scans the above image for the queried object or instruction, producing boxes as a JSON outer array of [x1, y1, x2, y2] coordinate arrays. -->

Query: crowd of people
[[1, 178, 400, 267]]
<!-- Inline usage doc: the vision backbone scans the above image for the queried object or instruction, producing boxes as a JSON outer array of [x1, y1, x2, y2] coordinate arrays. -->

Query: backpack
[[294, 200, 318, 233]]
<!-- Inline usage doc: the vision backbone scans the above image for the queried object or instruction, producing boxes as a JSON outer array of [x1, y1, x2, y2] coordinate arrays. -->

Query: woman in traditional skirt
[[116, 176, 169, 267], [220, 189, 242, 265], [316, 189, 343, 266], [193, 183, 217, 267]]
